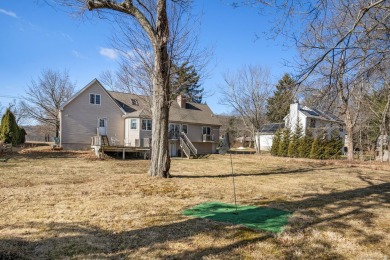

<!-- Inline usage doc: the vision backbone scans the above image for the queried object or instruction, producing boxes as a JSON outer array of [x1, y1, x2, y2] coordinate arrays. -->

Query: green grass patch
[[182, 202, 291, 233]]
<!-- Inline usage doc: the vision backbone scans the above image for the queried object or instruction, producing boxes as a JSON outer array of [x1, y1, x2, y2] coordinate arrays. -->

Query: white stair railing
[[181, 132, 197, 155]]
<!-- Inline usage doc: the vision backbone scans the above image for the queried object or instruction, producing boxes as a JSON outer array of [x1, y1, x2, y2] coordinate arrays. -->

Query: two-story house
[[59, 79, 221, 157], [255, 102, 345, 151]]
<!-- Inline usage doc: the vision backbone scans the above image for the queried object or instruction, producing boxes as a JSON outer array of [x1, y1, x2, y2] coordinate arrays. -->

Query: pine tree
[[298, 135, 313, 158], [266, 74, 296, 122], [271, 129, 282, 156], [328, 129, 343, 159], [288, 120, 303, 157], [0, 108, 20, 145], [278, 128, 291, 157], [310, 138, 320, 159], [18, 127, 27, 144], [171, 62, 204, 103]]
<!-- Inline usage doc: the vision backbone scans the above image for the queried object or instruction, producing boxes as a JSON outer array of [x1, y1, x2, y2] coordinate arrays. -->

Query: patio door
[[98, 118, 107, 136]]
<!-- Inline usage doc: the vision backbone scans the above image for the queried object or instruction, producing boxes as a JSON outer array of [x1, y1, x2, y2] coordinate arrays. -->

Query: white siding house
[[255, 103, 345, 151], [285, 103, 346, 140]]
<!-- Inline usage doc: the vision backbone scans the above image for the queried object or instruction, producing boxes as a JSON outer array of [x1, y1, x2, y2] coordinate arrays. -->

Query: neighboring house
[[255, 103, 345, 151], [255, 123, 284, 151], [59, 79, 221, 157], [284, 103, 345, 139]]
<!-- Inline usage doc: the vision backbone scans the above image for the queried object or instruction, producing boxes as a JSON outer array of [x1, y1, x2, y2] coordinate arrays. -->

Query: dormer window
[[131, 99, 138, 105], [90, 94, 101, 105]]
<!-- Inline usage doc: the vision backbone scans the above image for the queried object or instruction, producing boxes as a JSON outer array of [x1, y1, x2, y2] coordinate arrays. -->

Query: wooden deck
[[94, 145, 150, 160]]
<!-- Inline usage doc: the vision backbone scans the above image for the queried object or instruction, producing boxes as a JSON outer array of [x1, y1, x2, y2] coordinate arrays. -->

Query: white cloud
[[99, 47, 118, 60], [0, 8, 17, 18]]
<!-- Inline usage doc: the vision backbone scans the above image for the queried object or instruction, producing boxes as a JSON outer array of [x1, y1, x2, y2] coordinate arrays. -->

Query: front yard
[[0, 147, 389, 259]]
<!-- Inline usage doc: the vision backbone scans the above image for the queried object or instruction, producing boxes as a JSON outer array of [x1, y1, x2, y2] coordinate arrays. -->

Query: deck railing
[[202, 134, 214, 142], [181, 132, 197, 155], [91, 136, 101, 146], [180, 138, 191, 158]]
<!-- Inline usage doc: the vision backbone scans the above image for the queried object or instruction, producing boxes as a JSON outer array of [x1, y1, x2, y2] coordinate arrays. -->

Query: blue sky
[[0, 0, 296, 117]]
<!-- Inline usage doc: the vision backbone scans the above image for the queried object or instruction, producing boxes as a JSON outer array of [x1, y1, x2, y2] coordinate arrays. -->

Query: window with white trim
[[130, 119, 137, 129], [202, 126, 211, 135], [169, 123, 181, 139], [90, 94, 101, 105], [142, 119, 152, 131]]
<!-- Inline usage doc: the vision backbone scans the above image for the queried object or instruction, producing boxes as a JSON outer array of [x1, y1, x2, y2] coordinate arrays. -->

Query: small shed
[[255, 123, 284, 151]]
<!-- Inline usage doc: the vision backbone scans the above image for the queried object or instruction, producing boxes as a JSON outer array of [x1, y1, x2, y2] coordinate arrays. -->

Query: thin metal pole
[[230, 153, 239, 215]]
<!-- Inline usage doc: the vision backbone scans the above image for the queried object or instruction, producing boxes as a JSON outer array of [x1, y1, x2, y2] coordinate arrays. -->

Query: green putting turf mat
[[182, 202, 291, 233]]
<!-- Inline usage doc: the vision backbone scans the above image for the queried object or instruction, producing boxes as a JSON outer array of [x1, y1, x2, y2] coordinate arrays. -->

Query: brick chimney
[[177, 94, 186, 108]]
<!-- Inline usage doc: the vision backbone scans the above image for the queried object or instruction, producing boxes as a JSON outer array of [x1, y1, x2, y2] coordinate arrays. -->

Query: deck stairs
[[101, 135, 110, 146], [180, 132, 198, 159]]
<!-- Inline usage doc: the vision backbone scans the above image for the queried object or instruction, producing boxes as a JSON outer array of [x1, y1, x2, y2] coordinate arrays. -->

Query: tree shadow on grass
[[0, 218, 272, 259], [252, 182, 390, 249], [1, 184, 388, 258], [172, 166, 340, 178]]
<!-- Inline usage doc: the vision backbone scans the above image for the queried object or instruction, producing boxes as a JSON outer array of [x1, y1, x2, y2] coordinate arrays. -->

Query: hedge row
[[271, 127, 343, 160]]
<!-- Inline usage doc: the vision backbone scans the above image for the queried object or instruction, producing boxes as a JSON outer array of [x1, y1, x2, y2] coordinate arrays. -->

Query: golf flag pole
[[230, 153, 239, 215]]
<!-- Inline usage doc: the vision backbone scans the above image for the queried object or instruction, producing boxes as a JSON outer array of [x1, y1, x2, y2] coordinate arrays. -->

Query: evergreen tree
[[271, 129, 282, 156], [171, 61, 204, 103], [310, 135, 329, 160], [266, 74, 296, 122], [278, 128, 291, 157], [18, 127, 27, 144], [298, 135, 313, 158], [0, 108, 20, 145], [328, 129, 344, 159], [310, 138, 320, 159], [288, 120, 303, 157]]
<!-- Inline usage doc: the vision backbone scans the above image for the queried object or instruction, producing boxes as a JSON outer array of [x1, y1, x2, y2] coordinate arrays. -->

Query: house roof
[[109, 91, 221, 126], [258, 123, 285, 134], [283, 104, 343, 124], [60, 79, 221, 126], [299, 106, 343, 123]]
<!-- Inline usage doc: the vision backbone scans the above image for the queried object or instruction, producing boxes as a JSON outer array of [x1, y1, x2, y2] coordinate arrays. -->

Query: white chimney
[[289, 101, 300, 131], [177, 94, 186, 108]]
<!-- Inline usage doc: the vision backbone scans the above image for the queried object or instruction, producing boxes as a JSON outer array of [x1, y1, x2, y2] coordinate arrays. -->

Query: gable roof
[[61, 79, 221, 126], [299, 106, 343, 123], [109, 91, 221, 126], [60, 79, 126, 114], [284, 104, 343, 124]]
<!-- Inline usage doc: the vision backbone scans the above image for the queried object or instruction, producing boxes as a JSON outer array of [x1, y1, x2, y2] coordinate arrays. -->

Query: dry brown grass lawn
[[0, 147, 389, 259]]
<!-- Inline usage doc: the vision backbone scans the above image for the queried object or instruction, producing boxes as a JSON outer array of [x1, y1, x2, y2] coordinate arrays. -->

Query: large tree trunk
[[86, 0, 171, 177], [149, 0, 171, 178]]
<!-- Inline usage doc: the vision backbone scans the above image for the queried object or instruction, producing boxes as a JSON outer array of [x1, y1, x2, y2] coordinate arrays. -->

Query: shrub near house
[[271, 128, 343, 160]]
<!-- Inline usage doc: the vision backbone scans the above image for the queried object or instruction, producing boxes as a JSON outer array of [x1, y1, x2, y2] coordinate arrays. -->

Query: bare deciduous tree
[[20, 69, 75, 138], [233, 0, 388, 160], [219, 65, 271, 152], [57, 0, 204, 177], [296, 0, 389, 160]]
